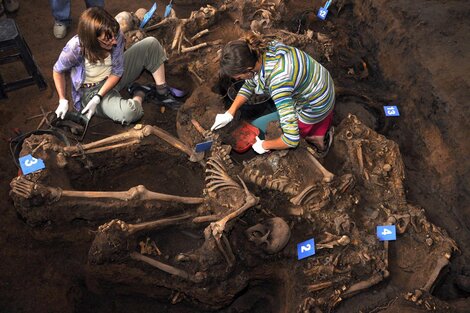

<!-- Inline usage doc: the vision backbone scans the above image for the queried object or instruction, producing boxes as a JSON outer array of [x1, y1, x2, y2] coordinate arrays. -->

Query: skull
[[134, 8, 148, 23], [115, 11, 139, 33], [245, 217, 291, 254]]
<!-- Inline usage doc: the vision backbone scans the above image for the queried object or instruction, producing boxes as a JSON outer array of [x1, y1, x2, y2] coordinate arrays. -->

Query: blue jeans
[[50, 0, 104, 25]]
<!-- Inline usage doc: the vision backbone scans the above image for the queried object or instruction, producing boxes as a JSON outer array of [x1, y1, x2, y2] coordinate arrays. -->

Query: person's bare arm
[[227, 93, 249, 116], [52, 70, 68, 100], [262, 136, 290, 150], [96, 74, 121, 97]]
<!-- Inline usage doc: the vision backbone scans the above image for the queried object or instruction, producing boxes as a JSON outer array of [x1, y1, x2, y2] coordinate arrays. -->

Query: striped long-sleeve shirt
[[238, 41, 335, 147]]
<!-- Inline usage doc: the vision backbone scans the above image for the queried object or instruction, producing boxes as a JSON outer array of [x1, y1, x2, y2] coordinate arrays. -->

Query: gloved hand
[[210, 111, 233, 131], [55, 99, 69, 119], [252, 136, 269, 154], [81, 94, 101, 120]]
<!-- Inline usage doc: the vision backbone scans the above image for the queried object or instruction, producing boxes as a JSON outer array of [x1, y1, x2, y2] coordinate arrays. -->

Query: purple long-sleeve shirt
[[53, 32, 125, 110]]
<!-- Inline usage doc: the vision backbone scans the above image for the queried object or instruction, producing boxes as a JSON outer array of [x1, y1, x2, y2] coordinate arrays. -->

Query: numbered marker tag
[[164, 0, 173, 18], [195, 140, 213, 153], [317, 0, 332, 20], [317, 7, 329, 20], [384, 105, 400, 117], [297, 238, 316, 260], [377, 225, 397, 241], [140, 2, 158, 28], [19, 154, 45, 175]]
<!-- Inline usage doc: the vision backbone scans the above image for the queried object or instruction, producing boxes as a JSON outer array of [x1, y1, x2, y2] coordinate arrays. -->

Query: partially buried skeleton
[[8, 1, 460, 311], [9, 109, 458, 312]]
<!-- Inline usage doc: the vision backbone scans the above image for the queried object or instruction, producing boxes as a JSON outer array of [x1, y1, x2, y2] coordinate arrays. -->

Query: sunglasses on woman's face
[[97, 34, 117, 47]]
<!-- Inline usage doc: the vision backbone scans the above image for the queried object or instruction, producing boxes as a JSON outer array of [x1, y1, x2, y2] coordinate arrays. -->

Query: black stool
[[0, 18, 47, 99]]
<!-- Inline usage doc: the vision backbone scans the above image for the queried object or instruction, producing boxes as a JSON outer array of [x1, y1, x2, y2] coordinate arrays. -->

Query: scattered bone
[[342, 270, 389, 298], [306, 147, 335, 183], [387, 214, 411, 234], [188, 63, 203, 85], [145, 17, 176, 32], [307, 281, 333, 293], [130, 252, 205, 283], [98, 213, 194, 235], [151, 241, 162, 255], [422, 254, 450, 292], [383, 164, 392, 172], [89, 214, 194, 265], [356, 142, 366, 180], [190, 29, 209, 41], [171, 20, 186, 52], [317, 234, 350, 250], [181, 42, 208, 53], [139, 238, 156, 255]]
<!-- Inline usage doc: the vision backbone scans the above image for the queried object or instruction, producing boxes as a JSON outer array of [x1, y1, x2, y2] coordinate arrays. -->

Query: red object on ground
[[231, 121, 260, 153]]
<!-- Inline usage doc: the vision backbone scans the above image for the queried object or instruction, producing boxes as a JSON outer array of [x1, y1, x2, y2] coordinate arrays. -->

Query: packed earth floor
[[0, 1, 469, 313]]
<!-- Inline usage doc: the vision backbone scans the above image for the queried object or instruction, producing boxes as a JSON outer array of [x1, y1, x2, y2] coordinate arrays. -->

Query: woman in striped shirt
[[211, 32, 335, 156]]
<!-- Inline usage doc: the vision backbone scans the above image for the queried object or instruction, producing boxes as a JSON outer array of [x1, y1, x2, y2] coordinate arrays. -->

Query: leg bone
[[423, 254, 450, 292], [58, 124, 199, 162], [306, 147, 334, 183], [130, 252, 204, 283], [342, 270, 389, 298], [11, 177, 204, 204]]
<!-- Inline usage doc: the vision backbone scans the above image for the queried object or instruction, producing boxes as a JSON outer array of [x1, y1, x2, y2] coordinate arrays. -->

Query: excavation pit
[[2, 1, 469, 312]]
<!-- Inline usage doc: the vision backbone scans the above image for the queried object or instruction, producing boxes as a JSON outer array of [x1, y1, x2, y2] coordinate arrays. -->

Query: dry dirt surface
[[0, 0, 469, 313]]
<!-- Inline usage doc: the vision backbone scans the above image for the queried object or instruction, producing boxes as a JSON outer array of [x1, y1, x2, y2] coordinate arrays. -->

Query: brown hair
[[220, 32, 276, 77], [78, 7, 120, 63]]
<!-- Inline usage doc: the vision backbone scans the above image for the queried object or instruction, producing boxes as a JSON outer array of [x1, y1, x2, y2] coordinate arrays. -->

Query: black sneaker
[[127, 82, 155, 100], [154, 91, 183, 110], [307, 127, 334, 158]]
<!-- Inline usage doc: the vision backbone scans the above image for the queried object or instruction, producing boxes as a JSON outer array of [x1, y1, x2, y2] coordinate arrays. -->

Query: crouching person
[[53, 7, 178, 124]]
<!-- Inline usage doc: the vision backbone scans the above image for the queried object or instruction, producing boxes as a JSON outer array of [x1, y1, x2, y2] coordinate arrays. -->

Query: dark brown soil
[[0, 0, 469, 312]]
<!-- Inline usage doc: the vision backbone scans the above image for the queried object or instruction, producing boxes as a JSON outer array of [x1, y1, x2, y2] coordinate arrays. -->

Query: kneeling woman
[[53, 7, 178, 124], [211, 32, 335, 156]]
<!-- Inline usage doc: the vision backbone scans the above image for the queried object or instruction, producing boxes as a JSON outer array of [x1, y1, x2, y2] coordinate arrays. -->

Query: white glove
[[81, 94, 101, 120], [252, 136, 269, 154], [55, 99, 69, 119], [210, 111, 233, 131]]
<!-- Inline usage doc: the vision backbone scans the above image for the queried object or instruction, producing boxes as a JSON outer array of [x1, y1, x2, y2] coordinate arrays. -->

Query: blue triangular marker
[[384, 105, 400, 116], [195, 140, 213, 153], [19, 154, 46, 175], [140, 3, 158, 29], [317, 0, 332, 20], [164, 0, 173, 18], [297, 238, 316, 260], [377, 225, 397, 241]]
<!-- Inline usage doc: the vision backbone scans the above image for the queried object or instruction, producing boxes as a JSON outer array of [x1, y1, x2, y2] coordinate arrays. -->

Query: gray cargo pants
[[80, 37, 167, 124]]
